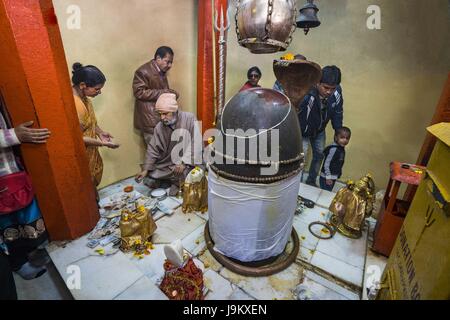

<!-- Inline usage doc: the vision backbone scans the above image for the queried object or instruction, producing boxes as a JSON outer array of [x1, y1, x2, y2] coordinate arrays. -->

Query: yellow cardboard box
[[377, 122, 450, 300]]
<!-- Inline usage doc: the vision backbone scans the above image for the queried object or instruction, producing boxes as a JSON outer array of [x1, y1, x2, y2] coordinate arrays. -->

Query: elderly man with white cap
[[135, 93, 203, 195]]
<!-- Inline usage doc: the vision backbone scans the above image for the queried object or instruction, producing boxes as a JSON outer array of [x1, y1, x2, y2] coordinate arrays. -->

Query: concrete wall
[[53, 0, 197, 188], [54, 0, 449, 190], [225, 0, 450, 189]]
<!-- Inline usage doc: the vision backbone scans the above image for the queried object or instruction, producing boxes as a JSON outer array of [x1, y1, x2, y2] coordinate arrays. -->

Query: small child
[[319, 127, 351, 191]]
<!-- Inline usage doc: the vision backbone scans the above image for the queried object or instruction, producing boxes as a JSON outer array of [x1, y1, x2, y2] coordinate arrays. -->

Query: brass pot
[[235, 0, 298, 54]]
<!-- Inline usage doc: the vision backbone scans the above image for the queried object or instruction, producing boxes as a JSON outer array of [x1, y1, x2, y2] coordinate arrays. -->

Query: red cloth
[[159, 257, 204, 300], [239, 81, 261, 92]]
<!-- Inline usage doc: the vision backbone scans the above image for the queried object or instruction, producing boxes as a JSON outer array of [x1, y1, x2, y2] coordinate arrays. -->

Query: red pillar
[[197, 0, 216, 132], [0, 0, 99, 240]]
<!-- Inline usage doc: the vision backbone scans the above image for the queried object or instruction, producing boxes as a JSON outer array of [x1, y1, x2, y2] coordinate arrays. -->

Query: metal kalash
[[235, 0, 298, 54]]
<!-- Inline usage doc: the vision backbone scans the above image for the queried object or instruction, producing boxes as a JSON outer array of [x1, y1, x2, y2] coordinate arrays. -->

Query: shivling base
[[204, 223, 299, 277]]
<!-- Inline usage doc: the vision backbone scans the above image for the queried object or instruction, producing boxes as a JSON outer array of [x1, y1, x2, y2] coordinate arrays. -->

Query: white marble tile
[[310, 251, 364, 288], [315, 230, 367, 269], [47, 235, 94, 274], [332, 181, 346, 193], [362, 249, 388, 300], [204, 269, 234, 300], [62, 251, 144, 300], [304, 271, 360, 300], [219, 263, 303, 300], [293, 216, 321, 250], [182, 224, 206, 257], [152, 208, 206, 244], [98, 183, 125, 200], [316, 189, 336, 208], [113, 276, 168, 300], [197, 247, 224, 273], [98, 177, 152, 200], [193, 258, 206, 272], [152, 211, 167, 221], [297, 245, 315, 263], [294, 206, 329, 225], [297, 276, 349, 300], [14, 262, 73, 300], [298, 183, 322, 203], [229, 285, 256, 300], [126, 244, 167, 279], [194, 210, 209, 221]]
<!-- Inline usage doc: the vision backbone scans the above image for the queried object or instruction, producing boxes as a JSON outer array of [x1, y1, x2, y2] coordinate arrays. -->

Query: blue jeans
[[302, 130, 325, 185], [319, 176, 336, 191]]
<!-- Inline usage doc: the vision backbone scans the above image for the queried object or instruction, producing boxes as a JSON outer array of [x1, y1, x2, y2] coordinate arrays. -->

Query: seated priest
[[135, 93, 203, 196]]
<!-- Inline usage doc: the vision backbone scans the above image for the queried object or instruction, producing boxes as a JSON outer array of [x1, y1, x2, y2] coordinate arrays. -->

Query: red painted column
[[197, 0, 216, 132], [0, 0, 99, 240]]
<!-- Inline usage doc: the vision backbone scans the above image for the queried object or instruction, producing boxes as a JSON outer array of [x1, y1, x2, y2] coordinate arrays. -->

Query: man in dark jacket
[[132, 46, 179, 148], [298, 65, 343, 187]]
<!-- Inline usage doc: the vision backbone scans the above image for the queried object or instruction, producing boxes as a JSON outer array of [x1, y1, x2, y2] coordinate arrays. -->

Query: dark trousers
[[302, 130, 326, 185], [0, 251, 17, 300], [319, 176, 336, 192], [6, 236, 47, 270]]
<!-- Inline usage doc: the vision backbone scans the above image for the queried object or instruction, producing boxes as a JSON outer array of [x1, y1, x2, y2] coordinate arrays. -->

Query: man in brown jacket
[[132, 46, 178, 147]]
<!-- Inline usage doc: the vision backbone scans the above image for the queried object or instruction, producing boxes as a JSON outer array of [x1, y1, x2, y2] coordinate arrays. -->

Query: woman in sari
[[71, 63, 119, 189]]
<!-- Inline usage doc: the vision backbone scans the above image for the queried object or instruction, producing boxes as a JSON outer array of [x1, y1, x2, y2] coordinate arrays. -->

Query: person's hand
[[102, 141, 120, 149], [326, 179, 333, 186], [172, 164, 185, 176], [99, 131, 113, 143], [135, 170, 148, 183], [14, 121, 51, 144]]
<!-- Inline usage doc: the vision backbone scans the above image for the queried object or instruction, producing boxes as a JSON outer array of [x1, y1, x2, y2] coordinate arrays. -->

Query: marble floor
[[15, 176, 387, 300]]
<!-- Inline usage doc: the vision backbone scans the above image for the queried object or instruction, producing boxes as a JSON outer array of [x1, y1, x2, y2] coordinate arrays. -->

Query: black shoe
[[28, 249, 51, 267], [159, 180, 172, 189], [298, 196, 315, 208]]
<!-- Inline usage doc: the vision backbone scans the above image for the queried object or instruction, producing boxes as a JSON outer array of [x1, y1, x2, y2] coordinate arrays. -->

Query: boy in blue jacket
[[298, 65, 343, 187], [320, 127, 351, 191]]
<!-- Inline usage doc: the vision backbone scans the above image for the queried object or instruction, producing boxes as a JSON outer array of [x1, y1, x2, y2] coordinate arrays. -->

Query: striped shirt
[[0, 113, 21, 177]]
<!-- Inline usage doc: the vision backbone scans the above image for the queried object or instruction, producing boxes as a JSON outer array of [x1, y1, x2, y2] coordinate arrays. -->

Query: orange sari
[[73, 94, 103, 187]]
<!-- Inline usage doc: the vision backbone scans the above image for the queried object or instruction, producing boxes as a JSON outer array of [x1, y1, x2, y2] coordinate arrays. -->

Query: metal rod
[[214, 5, 230, 119]]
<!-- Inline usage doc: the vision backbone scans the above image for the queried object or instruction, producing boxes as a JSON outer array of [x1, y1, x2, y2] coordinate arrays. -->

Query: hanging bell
[[296, 0, 321, 35]]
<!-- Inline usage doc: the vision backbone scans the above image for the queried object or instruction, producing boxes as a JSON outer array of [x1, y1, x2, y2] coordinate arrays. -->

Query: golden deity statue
[[329, 174, 376, 239]]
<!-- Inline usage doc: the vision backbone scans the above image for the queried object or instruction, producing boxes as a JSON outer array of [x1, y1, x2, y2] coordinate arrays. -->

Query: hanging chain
[[286, 0, 298, 46], [263, 0, 274, 41], [235, 0, 242, 42]]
